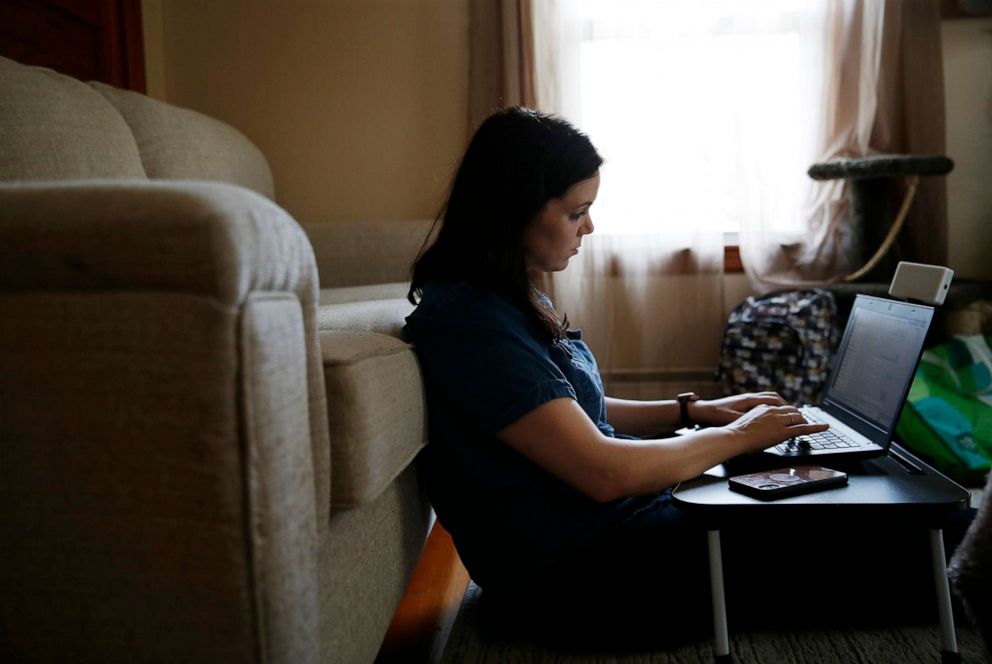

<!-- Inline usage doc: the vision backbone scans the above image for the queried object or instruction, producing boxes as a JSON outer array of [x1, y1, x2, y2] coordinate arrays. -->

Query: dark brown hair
[[407, 107, 603, 341]]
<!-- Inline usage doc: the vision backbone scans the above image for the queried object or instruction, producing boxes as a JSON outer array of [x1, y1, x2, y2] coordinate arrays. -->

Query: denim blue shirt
[[403, 281, 663, 588]]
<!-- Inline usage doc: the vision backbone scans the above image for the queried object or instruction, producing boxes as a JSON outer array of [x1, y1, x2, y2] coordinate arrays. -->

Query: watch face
[[678, 394, 693, 426]]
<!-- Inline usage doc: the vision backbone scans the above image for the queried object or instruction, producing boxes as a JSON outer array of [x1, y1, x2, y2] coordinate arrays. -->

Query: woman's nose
[[582, 214, 594, 235]]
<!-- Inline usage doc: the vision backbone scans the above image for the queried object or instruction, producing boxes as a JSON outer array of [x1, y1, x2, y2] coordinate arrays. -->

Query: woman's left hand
[[690, 392, 789, 426]]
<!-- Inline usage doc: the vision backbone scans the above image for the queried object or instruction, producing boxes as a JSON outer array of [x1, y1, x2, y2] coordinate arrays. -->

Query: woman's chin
[[530, 257, 573, 273]]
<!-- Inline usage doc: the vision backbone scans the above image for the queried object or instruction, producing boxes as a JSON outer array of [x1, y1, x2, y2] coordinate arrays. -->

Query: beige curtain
[[742, 0, 948, 287], [468, 0, 536, 132], [874, 0, 948, 268]]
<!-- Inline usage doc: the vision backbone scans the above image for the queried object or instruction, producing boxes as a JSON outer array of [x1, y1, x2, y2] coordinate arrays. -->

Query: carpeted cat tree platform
[[806, 153, 992, 335], [807, 152, 953, 284]]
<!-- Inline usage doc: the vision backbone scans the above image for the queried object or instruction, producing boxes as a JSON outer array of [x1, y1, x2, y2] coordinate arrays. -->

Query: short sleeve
[[404, 290, 577, 433]]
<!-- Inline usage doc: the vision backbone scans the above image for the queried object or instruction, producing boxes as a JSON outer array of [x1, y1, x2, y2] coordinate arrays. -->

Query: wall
[[943, 17, 992, 280], [141, 0, 165, 100], [142, 0, 468, 226], [141, 4, 990, 355], [143, 6, 989, 274]]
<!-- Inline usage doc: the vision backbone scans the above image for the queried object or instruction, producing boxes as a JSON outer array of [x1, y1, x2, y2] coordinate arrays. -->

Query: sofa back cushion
[[0, 56, 146, 181], [92, 83, 275, 199], [304, 220, 433, 288]]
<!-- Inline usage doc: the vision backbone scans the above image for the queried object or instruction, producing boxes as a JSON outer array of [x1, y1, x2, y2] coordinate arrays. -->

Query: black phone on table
[[728, 464, 849, 500]]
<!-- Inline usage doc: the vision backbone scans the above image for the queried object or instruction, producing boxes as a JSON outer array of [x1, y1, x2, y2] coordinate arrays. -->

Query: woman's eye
[[569, 211, 585, 221]]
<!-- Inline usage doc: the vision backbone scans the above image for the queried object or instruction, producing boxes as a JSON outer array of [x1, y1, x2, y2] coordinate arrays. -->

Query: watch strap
[[677, 392, 700, 428]]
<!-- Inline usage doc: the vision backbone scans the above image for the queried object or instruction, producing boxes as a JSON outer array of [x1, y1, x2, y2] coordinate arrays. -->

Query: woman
[[403, 107, 963, 644]]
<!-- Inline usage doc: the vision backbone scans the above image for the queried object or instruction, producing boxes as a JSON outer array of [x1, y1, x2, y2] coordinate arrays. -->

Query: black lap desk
[[672, 443, 970, 663], [676, 444, 969, 521]]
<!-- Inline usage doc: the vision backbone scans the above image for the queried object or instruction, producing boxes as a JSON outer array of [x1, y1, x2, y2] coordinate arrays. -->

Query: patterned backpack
[[717, 289, 840, 404]]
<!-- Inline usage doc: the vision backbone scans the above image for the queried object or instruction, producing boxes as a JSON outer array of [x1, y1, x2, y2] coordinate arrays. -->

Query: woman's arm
[[603, 396, 679, 437], [605, 392, 788, 437], [498, 397, 826, 503]]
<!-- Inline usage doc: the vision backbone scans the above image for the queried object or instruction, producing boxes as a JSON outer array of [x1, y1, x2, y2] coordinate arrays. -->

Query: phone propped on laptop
[[767, 294, 934, 461]]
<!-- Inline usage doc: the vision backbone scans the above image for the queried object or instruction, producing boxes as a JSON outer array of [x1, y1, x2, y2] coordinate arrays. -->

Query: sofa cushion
[[320, 465, 431, 663], [318, 283, 409, 305], [91, 82, 275, 199], [0, 56, 146, 181], [320, 330, 426, 508], [318, 298, 415, 339]]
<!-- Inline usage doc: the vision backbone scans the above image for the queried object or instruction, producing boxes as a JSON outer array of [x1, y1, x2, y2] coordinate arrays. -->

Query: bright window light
[[572, 1, 811, 237]]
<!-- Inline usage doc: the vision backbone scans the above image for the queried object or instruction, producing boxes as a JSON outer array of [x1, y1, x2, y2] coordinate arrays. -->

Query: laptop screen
[[824, 296, 933, 433]]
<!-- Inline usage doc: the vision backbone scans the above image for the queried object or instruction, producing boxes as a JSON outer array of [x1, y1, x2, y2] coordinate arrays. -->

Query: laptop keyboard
[[774, 409, 868, 454]]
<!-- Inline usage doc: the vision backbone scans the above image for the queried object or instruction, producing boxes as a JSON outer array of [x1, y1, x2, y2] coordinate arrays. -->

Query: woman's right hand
[[722, 404, 830, 453]]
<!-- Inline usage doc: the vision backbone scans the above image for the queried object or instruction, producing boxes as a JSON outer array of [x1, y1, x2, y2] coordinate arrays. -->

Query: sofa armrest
[[0, 180, 333, 661], [0, 177, 330, 506], [0, 180, 315, 305]]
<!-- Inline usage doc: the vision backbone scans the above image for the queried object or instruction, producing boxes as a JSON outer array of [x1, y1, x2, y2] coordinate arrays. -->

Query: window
[[559, 1, 819, 246]]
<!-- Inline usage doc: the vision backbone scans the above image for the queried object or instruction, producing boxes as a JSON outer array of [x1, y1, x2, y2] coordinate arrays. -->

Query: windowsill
[[723, 232, 742, 274], [724, 245, 743, 273]]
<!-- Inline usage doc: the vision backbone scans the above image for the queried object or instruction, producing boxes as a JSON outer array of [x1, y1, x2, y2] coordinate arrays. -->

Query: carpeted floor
[[442, 582, 989, 663]]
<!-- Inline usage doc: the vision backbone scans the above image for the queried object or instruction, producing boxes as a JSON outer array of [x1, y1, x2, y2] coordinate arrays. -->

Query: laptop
[[768, 294, 934, 461]]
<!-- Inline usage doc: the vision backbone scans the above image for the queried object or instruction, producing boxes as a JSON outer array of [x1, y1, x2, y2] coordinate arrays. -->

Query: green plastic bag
[[896, 334, 992, 485]]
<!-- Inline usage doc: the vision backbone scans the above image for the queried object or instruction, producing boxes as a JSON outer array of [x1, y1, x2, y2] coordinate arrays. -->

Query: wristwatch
[[677, 392, 701, 428]]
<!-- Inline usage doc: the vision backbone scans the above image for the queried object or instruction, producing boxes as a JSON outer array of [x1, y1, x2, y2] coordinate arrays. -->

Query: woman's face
[[523, 172, 600, 272]]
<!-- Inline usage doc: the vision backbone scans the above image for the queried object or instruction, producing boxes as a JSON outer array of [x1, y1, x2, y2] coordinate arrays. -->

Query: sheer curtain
[[532, 1, 823, 395], [739, 0, 949, 287], [471, 0, 946, 396]]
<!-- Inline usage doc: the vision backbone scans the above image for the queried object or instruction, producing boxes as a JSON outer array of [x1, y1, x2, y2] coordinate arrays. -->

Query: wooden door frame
[[0, 0, 145, 92]]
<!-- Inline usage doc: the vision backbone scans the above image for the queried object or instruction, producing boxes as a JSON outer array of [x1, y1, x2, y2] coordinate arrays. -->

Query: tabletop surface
[[672, 444, 971, 517]]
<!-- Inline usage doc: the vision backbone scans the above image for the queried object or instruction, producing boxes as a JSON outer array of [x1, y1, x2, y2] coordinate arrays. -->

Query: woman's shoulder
[[405, 280, 528, 333]]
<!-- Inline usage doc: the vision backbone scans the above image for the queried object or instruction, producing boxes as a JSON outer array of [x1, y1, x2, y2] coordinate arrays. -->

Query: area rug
[[442, 582, 989, 663]]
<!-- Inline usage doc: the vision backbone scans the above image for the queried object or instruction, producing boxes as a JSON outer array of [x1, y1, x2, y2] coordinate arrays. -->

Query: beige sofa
[[0, 55, 435, 663]]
